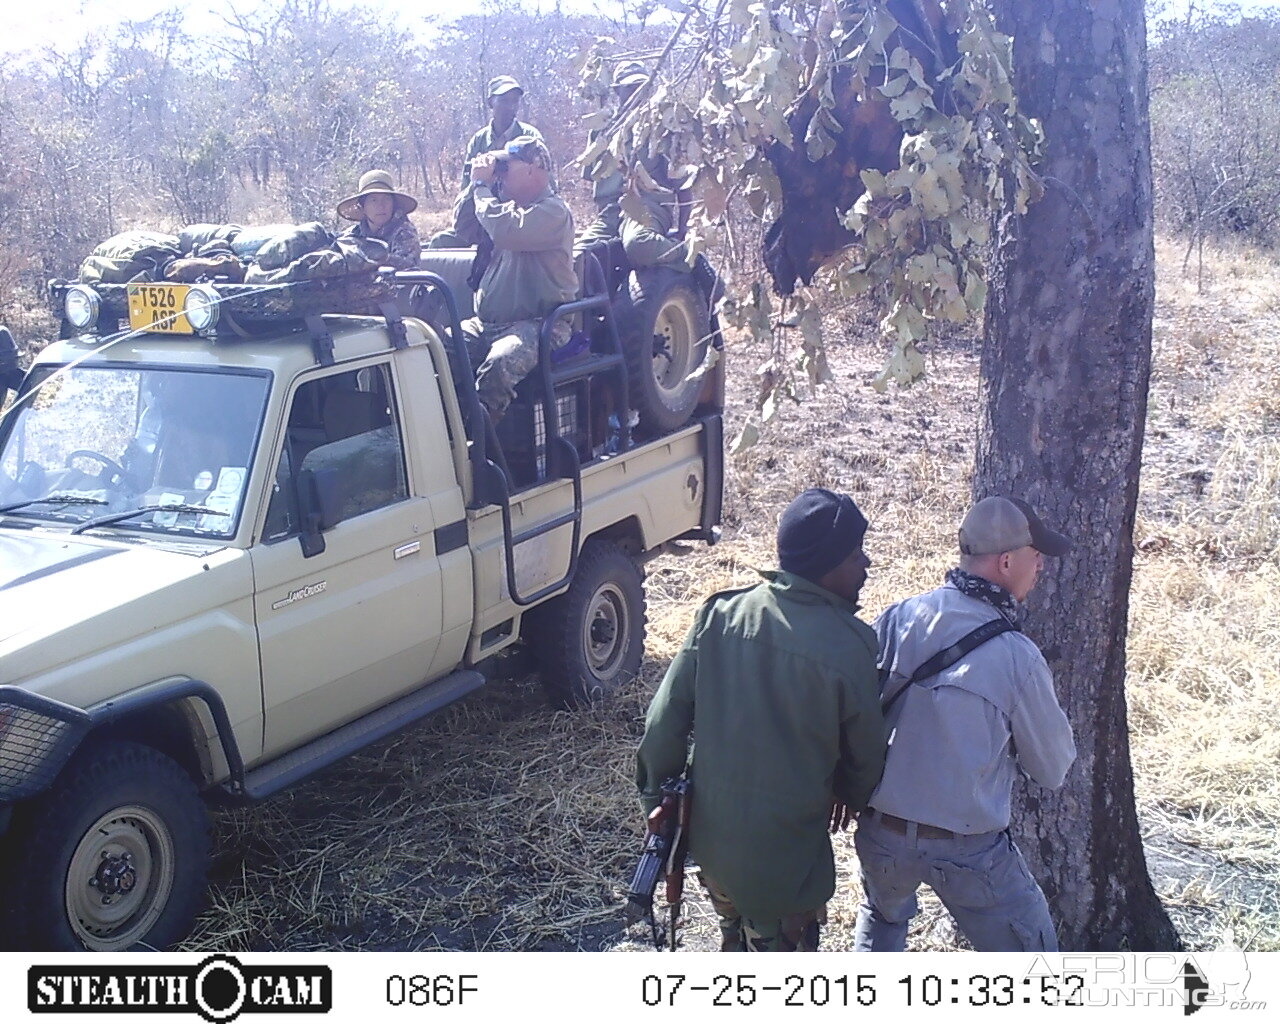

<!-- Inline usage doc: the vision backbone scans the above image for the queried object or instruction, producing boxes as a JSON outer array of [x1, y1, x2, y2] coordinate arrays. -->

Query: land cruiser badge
[[271, 581, 327, 611]]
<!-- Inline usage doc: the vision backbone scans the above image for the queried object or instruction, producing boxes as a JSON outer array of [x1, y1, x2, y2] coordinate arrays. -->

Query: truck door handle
[[394, 541, 421, 560]]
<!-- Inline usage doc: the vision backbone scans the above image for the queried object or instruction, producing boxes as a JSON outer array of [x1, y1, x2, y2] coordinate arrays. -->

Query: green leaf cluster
[[833, 0, 1042, 390], [578, 1, 1043, 410]]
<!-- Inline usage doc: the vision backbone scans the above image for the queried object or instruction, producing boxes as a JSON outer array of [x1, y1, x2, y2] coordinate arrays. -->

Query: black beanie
[[777, 488, 868, 581]]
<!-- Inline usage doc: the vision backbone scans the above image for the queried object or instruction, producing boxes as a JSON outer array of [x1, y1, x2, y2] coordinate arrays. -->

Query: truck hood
[[0, 529, 245, 659]]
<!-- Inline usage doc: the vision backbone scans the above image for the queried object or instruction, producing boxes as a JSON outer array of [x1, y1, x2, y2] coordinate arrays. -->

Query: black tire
[[529, 539, 646, 708], [0, 739, 209, 951], [623, 269, 712, 435]]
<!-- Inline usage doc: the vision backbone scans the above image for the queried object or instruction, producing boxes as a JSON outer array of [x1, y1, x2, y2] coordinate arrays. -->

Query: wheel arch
[[83, 679, 245, 794], [87, 701, 212, 789], [585, 515, 645, 559]]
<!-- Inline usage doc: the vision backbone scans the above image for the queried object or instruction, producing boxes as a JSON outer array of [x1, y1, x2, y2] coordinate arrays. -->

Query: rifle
[[624, 777, 692, 950]]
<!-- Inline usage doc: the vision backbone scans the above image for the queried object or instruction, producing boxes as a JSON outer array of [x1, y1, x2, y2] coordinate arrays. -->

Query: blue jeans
[[853, 812, 1058, 952]]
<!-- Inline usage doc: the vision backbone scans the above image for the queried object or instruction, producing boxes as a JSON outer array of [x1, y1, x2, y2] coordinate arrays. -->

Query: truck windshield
[[0, 365, 270, 539]]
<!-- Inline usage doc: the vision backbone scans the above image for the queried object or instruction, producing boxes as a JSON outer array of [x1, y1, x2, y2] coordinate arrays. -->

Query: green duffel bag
[[252, 222, 334, 271], [230, 223, 296, 261], [178, 223, 243, 255], [78, 230, 182, 284]]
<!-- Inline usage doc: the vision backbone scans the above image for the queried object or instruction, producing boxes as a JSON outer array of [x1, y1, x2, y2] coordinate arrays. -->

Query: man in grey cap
[[428, 75, 548, 249], [853, 496, 1077, 952], [638, 488, 886, 951]]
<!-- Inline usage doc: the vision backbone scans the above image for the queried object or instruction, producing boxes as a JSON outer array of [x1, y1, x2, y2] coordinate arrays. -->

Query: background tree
[[981, 0, 1180, 949], [591, 0, 1179, 948], [1147, 3, 1280, 288]]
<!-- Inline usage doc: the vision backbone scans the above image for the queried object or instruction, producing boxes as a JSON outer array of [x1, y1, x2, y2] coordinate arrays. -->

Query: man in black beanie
[[637, 487, 886, 951]]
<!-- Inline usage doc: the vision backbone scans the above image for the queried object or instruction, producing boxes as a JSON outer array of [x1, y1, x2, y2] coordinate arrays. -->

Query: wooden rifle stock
[[662, 779, 693, 951]]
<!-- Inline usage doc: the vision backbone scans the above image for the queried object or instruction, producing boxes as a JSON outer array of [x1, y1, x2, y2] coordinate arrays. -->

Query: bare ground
[[178, 235, 1278, 953]]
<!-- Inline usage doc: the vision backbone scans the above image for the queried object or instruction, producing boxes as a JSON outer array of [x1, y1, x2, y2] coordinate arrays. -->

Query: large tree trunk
[[979, 0, 1180, 949]]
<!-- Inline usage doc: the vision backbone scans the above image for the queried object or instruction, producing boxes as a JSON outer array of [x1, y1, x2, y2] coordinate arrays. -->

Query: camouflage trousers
[[698, 871, 826, 952], [459, 316, 570, 421]]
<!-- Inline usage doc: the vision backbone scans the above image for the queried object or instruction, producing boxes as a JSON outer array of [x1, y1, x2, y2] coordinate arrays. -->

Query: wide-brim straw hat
[[337, 169, 418, 221]]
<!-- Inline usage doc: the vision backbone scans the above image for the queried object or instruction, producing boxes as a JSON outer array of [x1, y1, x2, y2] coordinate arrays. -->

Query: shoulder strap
[[880, 617, 1019, 715]]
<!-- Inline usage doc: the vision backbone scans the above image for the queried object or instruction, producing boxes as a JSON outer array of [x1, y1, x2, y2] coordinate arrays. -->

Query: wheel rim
[[582, 582, 631, 684], [65, 804, 176, 951], [651, 293, 698, 397]]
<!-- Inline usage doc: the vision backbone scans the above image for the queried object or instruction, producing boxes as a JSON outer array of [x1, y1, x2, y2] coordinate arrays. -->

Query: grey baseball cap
[[959, 496, 1072, 557]]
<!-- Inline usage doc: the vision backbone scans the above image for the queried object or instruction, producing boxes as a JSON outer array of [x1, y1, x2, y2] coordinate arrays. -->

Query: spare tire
[[623, 268, 712, 435]]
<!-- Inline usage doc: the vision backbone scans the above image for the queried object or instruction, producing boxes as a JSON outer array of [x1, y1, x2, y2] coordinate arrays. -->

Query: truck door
[[251, 360, 446, 758]]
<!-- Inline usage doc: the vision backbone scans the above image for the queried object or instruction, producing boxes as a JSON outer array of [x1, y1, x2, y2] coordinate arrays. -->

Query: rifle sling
[[881, 617, 1019, 716]]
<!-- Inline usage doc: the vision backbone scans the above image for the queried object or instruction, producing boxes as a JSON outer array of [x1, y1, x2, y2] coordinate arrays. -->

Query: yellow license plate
[[127, 283, 192, 334]]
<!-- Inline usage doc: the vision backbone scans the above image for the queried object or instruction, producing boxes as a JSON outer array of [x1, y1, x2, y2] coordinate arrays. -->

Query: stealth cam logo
[[1181, 954, 1265, 1015], [28, 955, 332, 1022]]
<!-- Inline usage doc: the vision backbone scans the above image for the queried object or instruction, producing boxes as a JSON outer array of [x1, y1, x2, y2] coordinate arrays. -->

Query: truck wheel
[[624, 270, 712, 435], [531, 539, 646, 707], [1, 739, 209, 951]]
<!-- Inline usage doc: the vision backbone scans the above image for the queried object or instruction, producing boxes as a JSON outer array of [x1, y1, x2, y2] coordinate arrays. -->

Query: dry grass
[[177, 235, 1279, 953], [1123, 237, 1280, 950]]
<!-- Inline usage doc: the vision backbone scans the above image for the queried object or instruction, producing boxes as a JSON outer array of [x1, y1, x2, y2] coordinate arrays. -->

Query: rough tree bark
[[979, 0, 1180, 949]]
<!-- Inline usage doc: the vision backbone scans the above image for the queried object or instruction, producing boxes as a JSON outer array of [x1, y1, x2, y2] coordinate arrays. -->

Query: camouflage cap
[[487, 75, 523, 99], [612, 61, 649, 88], [959, 496, 1072, 558], [497, 135, 552, 173]]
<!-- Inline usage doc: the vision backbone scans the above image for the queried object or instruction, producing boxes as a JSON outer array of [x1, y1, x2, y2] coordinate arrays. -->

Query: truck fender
[[86, 678, 246, 794], [0, 680, 246, 809]]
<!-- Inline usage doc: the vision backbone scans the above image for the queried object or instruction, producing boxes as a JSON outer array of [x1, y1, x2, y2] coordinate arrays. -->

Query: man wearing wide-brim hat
[[854, 495, 1077, 952], [427, 75, 550, 250], [337, 169, 422, 271]]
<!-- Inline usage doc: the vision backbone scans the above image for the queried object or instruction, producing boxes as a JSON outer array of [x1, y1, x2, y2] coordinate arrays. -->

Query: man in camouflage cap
[[575, 60, 650, 255], [428, 76, 549, 249], [459, 136, 576, 422]]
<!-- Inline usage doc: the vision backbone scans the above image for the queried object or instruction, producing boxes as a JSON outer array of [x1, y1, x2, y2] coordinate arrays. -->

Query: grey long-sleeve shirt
[[869, 582, 1076, 834]]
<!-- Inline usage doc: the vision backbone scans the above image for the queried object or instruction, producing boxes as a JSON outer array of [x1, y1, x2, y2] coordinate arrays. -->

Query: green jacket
[[473, 183, 577, 326], [636, 570, 886, 922], [461, 120, 546, 189]]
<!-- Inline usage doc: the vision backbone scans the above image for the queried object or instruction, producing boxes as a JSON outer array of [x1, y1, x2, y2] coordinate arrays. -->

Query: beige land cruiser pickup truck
[[0, 251, 723, 951]]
